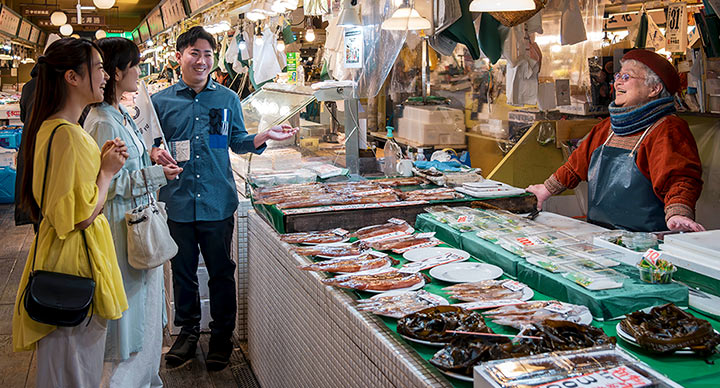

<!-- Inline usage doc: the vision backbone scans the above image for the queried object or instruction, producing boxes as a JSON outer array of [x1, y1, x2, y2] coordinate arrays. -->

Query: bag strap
[[140, 168, 154, 206], [31, 123, 93, 280]]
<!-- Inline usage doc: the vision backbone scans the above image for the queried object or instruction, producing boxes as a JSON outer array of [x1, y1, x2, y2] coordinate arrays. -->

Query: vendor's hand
[[667, 215, 706, 232], [266, 124, 299, 141], [163, 164, 183, 180], [151, 147, 176, 166], [525, 184, 552, 210]]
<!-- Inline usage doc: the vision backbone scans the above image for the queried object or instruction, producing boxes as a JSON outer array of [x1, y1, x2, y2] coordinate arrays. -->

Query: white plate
[[403, 247, 470, 262], [363, 279, 426, 294], [439, 370, 473, 382], [429, 262, 503, 283], [615, 322, 717, 355], [400, 334, 447, 347], [362, 290, 449, 318]]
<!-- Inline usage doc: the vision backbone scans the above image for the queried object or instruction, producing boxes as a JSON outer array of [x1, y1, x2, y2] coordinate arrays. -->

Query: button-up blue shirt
[[152, 77, 265, 222]]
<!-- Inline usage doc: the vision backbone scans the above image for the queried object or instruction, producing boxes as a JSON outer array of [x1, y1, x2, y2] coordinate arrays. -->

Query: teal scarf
[[608, 97, 676, 135]]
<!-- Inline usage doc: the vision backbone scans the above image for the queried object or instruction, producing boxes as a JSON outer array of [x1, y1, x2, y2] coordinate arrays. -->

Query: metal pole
[[345, 97, 360, 175]]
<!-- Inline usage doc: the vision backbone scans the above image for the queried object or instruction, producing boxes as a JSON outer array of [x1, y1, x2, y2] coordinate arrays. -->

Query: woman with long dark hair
[[85, 37, 182, 387], [12, 38, 129, 387]]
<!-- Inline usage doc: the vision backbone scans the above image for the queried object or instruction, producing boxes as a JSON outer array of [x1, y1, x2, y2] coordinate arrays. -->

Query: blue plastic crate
[[0, 129, 20, 149], [0, 166, 15, 203]]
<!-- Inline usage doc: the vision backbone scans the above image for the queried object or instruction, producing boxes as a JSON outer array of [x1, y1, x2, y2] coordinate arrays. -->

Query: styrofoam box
[[397, 117, 466, 146], [402, 105, 464, 126], [169, 298, 211, 334]]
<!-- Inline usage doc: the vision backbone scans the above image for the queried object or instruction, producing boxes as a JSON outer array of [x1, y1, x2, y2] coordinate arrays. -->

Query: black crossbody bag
[[21, 123, 96, 327]]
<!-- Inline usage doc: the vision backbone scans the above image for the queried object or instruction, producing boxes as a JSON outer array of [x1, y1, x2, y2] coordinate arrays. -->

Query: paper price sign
[[536, 366, 652, 388], [666, 2, 688, 52], [456, 215, 475, 224], [642, 248, 663, 266], [544, 303, 573, 314], [502, 280, 526, 292]]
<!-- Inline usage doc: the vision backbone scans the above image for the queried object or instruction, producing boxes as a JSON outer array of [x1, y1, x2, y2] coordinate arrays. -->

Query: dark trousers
[[168, 216, 235, 339]]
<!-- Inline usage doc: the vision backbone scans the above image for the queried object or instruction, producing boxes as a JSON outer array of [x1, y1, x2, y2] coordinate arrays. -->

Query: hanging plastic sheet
[[536, 0, 604, 105], [560, 0, 587, 46], [253, 27, 282, 84], [432, 0, 462, 33], [325, 0, 410, 99]]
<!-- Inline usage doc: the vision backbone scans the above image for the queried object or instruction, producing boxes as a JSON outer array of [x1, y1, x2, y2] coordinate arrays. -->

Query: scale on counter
[[660, 230, 720, 319]]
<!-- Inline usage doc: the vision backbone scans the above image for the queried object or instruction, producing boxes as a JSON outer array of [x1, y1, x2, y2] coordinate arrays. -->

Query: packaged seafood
[[372, 176, 430, 186], [560, 265, 626, 290], [280, 228, 350, 244], [291, 241, 369, 258], [396, 305, 491, 343], [321, 269, 424, 292], [367, 233, 440, 253], [483, 300, 592, 328], [619, 303, 720, 355], [476, 345, 683, 388], [298, 253, 391, 273], [356, 290, 448, 319], [430, 321, 615, 378], [399, 188, 465, 201], [350, 219, 414, 241], [443, 280, 532, 302]]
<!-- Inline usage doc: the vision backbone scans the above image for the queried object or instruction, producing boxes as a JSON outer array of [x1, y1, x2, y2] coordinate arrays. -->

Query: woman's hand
[[667, 215, 706, 232], [163, 164, 183, 180], [525, 184, 553, 210], [100, 138, 127, 176]]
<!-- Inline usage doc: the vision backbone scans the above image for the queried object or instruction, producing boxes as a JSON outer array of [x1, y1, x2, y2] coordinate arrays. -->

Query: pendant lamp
[[93, 0, 115, 10], [469, 0, 536, 12], [60, 24, 73, 36], [381, 4, 431, 31], [50, 11, 67, 26]]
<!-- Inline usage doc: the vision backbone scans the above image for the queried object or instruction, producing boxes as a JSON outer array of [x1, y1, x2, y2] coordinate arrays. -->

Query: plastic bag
[[252, 27, 282, 84]]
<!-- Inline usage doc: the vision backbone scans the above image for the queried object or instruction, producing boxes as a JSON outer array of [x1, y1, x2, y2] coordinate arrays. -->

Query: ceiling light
[[381, 6, 431, 31], [277, 39, 285, 52], [238, 36, 247, 51], [337, 0, 361, 27], [95, 29, 106, 39], [305, 28, 315, 42], [60, 24, 73, 36], [246, 11, 266, 21], [93, 0, 115, 10], [50, 11, 67, 27], [469, 0, 536, 12]]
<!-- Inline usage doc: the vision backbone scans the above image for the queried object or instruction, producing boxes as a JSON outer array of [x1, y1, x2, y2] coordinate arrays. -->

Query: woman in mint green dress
[[85, 37, 183, 388]]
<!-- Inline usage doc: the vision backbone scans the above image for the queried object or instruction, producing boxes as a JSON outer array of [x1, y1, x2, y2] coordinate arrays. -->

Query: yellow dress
[[12, 119, 128, 351]]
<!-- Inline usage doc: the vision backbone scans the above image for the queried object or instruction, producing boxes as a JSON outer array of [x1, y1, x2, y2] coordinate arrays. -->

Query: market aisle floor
[[0, 204, 260, 388]]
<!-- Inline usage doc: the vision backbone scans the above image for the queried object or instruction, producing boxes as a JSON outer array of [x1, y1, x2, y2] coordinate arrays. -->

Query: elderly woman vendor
[[527, 49, 704, 233]]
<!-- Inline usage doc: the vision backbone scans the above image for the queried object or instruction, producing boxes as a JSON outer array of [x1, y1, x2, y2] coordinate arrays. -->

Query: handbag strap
[[31, 123, 93, 278]]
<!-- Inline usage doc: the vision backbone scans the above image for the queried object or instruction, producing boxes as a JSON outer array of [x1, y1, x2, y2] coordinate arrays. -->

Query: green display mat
[[342, 246, 720, 388], [415, 214, 689, 320]]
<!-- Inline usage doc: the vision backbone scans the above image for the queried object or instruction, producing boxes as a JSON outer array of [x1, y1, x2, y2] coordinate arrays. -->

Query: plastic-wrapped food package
[[477, 346, 683, 388]]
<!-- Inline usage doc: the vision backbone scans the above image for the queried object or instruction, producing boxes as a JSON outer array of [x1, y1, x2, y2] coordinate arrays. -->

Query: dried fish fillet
[[321, 270, 423, 292], [298, 254, 389, 273]]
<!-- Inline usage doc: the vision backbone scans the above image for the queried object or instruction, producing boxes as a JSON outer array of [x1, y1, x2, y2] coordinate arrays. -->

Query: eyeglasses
[[614, 72, 644, 82]]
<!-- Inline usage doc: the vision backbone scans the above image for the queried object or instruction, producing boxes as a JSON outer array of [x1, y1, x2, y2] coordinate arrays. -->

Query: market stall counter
[[247, 211, 720, 388]]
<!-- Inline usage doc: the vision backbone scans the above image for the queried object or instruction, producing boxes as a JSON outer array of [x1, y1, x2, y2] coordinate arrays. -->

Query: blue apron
[[586, 119, 668, 232]]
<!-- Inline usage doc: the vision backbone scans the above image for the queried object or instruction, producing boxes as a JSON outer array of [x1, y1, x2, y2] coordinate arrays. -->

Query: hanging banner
[[666, 2, 688, 52], [343, 27, 363, 69], [646, 11, 665, 51], [128, 81, 167, 151]]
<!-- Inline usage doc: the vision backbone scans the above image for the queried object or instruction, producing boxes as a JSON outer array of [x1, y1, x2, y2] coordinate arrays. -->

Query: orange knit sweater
[[544, 116, 703, 221]]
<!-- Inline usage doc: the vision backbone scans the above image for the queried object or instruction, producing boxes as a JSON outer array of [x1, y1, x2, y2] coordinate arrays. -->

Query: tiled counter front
[[247, 211, 452, 388]]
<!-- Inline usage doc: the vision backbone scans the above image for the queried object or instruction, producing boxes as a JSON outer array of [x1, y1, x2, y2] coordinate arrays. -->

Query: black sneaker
[[206, 336, 233, 372], [165, 332, 199, 368]]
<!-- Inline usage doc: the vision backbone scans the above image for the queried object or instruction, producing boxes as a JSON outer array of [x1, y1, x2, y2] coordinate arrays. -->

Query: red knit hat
[[622, 49, 680, 95]]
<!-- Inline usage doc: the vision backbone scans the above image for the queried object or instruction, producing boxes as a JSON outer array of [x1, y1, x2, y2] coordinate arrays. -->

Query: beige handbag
[[125, 169, 178, 270]]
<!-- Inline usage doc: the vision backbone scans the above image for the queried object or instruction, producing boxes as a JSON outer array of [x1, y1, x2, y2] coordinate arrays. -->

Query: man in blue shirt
[[151, 26, 297, 371]]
